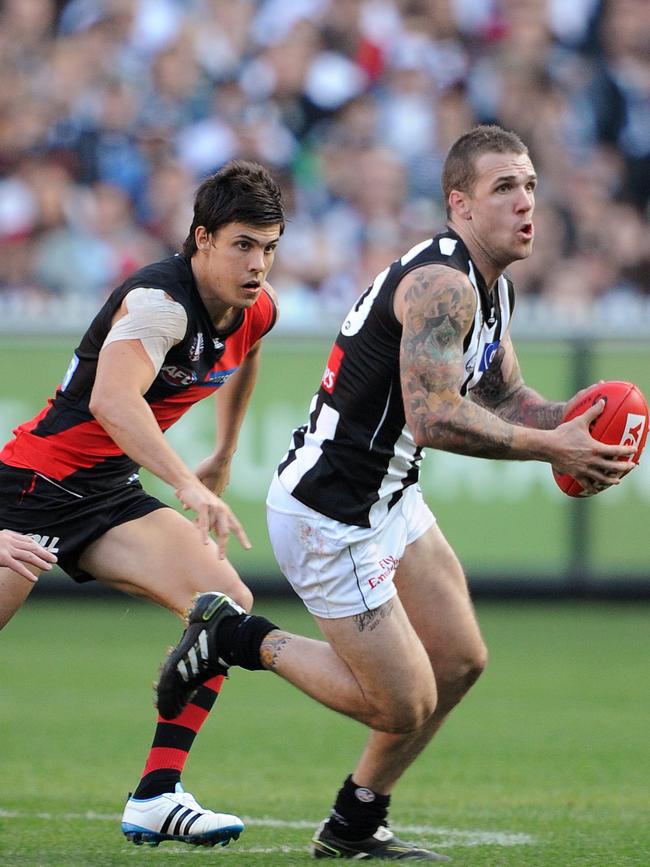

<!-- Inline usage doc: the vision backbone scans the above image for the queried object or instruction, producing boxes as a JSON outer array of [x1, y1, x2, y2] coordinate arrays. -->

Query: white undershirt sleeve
[[102, 287, 188, 374]]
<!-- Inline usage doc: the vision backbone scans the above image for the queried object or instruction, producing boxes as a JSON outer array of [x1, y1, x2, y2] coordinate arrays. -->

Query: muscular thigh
[[395, 523, 487, 678], [315, 596, 436, 712], [78, 508, 250, 617]]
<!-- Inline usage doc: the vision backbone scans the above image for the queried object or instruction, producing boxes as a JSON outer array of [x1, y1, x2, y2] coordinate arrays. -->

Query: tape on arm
[[103, 287, 188, 374]]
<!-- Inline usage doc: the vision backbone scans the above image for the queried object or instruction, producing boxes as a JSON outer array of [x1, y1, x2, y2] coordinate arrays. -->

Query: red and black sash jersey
[[1, 254, 277, 492]]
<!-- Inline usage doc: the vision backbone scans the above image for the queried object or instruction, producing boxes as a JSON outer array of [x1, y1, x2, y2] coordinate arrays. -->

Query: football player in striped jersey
[[158, 127, 634, 861]]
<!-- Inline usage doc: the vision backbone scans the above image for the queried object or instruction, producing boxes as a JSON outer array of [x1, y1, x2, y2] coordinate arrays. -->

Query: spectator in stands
[[0, 0, 647, 322]]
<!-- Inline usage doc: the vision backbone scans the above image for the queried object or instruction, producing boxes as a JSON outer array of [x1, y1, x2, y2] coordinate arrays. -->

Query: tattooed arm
[[469, 334, 564, 430], [393, 265, 635, 484]]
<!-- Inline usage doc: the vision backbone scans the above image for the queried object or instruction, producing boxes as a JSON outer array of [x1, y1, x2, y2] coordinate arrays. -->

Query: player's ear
[[195, 226, 211, 251], [449, 190, 471, 220]]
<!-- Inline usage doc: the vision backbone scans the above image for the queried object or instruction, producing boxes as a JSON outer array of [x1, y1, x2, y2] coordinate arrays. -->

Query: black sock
[[133, 769, 180, 800], [327, 775, 390, 840], [217, 612, 279, 670]]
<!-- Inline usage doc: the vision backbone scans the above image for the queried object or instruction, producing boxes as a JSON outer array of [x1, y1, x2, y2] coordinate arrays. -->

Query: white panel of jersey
[[279, 396, 341, 492], [461, 263, 513, 394], [431, 236, 514, 396], [102, 287, 188, 374]]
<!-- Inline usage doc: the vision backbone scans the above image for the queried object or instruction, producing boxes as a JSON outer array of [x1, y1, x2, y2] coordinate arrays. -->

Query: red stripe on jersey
[[0, 420, 124, 479]]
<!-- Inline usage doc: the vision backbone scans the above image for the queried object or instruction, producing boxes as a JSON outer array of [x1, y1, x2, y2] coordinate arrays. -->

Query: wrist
[[172, 469, 199, 491], [512, 425, 557, 463], [212, 449, 235, 463]]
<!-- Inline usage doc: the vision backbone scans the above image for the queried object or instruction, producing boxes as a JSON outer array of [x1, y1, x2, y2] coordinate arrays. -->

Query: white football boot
[[121, 783, 244, 847]]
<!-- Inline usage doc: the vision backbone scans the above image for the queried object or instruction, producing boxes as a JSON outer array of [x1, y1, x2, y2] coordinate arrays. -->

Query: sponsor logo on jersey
[[367, 555, 399, 590], [201, 366, 238, 388], [322, 343, 344, 394], [189, 332, 204, 362], [160, 365, 198, 387], [620, 413, 646, 449], [26, 534, 60, 554], [478, 339, 500, 372]]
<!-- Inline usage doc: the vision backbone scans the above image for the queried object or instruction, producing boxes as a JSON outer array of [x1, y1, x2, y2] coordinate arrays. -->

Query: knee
[[229, 582, 254, 613], [438, 642, 488, 711], [371, 685, 438, 734], [455, 642, 488, 690]]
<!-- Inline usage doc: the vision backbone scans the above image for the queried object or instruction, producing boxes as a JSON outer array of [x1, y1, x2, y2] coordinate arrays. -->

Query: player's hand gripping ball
[[554, 380, 648, 497]]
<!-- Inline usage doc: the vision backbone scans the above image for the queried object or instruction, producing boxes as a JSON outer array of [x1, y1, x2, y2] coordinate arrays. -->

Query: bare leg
[[261, 595, 438, 732], [260, 523, 486, 790], [0, 567, 39, 630], [78, 507, 253, 614], [349, 523, 487, 792]]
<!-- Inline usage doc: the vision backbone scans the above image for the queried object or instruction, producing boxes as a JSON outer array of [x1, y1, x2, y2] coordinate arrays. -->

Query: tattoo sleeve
[[399, 266, 551, 459], [470, 336, 565, 430]]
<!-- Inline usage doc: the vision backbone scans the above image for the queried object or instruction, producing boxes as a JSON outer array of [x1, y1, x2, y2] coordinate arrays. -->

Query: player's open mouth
[[242, 281, 260, 290], [517, 223, 533, 240]]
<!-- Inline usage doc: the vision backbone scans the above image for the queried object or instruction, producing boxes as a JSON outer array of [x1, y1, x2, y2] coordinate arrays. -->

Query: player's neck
[[448, 221, 504, 292], [201, 295, 238, 330]]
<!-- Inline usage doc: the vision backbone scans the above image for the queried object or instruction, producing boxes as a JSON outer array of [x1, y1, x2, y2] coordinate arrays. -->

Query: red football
[[553, 380, 649, 497]]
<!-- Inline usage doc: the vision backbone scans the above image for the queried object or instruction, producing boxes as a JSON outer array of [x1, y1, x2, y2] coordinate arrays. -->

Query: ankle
[[217, 613, 279, 670], [326, 775, 390, 841], [133, 770, 181, 799]]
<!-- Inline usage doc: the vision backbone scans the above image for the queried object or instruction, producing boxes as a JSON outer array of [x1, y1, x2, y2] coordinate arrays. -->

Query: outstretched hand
[[0, 529, 57, 582], [175, 477, 251, 557]]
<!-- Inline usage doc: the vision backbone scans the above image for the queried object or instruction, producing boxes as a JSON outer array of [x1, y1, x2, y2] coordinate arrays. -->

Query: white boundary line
[[0, 809, 534, 849]]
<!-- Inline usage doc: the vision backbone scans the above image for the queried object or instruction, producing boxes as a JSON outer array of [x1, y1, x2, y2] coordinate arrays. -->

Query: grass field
[[1, 597, 648, 866]]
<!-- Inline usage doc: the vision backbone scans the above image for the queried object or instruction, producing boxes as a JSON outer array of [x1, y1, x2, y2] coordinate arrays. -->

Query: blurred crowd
[[1, 0, 649, 329]]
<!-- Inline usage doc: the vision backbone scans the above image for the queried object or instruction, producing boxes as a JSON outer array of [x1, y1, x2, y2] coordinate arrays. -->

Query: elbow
[[405, 412, 428, 448], [89, 389, 113, 426], [408, 417, 437, 449], [411, 426, 430, 449], [407, 408, 461, 451]]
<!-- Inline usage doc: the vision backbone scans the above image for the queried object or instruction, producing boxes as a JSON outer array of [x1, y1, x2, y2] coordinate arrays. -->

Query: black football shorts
[[0, 462, 168, 582]]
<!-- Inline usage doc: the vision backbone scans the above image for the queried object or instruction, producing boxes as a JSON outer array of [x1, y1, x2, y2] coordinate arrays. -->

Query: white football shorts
[[266, 474, 436, 619]]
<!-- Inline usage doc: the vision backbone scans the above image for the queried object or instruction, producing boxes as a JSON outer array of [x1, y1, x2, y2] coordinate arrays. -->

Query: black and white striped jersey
[[277, 229, 516, 528]]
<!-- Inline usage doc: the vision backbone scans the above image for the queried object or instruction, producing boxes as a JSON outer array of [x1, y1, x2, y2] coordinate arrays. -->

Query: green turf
[[1, 598, 648, 866]]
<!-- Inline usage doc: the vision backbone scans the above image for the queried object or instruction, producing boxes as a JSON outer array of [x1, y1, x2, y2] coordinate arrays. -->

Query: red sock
[[133, 675, 224, 798]]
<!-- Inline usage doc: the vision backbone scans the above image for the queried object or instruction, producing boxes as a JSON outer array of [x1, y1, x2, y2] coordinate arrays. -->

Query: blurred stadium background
[[1, 0, 648, 597]]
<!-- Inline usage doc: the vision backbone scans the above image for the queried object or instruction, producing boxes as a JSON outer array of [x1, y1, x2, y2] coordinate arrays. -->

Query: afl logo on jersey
[[479, 340, 500, 372], [322, 343, 344, 394], [161, 364, 198, 387]]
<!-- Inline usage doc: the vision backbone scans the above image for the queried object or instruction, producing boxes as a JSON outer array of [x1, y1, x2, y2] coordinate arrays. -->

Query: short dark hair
[[183, 160, 285, 257], [442, 125, 529, 215]]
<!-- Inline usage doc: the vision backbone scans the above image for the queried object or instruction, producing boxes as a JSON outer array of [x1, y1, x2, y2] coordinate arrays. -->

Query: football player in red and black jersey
[[0, 160, 284, 848]]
